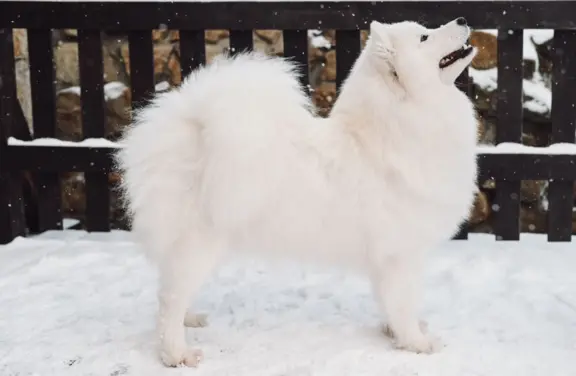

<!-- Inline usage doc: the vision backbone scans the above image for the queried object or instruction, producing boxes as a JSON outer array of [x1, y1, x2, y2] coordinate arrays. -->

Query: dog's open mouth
[[439, 45, 474, 68]]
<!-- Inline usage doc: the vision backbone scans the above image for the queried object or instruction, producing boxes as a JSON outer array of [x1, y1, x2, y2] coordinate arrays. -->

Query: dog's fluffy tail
[[114, 52, 312, 260]]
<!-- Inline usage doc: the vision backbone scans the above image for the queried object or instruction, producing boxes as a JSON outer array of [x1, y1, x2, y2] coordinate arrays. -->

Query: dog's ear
[[369, 21, 394, 59]]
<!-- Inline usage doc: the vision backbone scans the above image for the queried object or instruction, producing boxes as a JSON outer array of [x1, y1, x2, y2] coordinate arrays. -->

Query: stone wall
[[11, 28, 563, 233]]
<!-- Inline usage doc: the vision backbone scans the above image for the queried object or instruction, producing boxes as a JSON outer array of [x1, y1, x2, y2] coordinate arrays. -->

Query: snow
[[155, 81, 171, 92], [1, 230, 575, 375], [469, 67, 498, 91], [58, 82, 128, 101], [104, 82, 129, 101], [308, 30, 332, 49], [8, 136, 123, 148], [58, 86, 82, 97], [469, 68, 552, 115], [10, 136, 576, 155], [477, 142, 576, 155], [62, 218, 80, 229]]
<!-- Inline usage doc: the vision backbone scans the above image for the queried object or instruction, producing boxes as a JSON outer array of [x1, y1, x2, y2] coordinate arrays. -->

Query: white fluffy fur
[[116, 18, 479, 367]]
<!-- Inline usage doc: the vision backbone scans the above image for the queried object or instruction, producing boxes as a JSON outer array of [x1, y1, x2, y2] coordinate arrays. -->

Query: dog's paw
[[393, 333, 443, 354], [382, 320, 429, 338], [160, 346, 203, 368], [184, 312, 209, 328]]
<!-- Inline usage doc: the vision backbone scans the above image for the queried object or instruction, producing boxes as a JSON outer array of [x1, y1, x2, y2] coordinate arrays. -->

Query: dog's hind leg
[[370, 251, 441, 354], [156, 235, 223, 367], [184, 312, 208, 328]]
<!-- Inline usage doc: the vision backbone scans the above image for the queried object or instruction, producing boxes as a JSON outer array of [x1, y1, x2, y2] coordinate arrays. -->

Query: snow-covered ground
[[1, 230, 575, 376]]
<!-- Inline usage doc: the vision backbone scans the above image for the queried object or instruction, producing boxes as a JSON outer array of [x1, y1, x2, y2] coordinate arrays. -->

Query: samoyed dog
[[116, 17, 478, 367]]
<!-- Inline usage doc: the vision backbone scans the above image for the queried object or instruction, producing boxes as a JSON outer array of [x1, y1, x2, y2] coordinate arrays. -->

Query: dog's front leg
[[369, 251, 440, 353]]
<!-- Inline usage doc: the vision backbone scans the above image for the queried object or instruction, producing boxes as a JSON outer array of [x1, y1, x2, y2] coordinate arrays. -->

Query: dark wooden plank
[[453, 67, 471, 239], [547, 30, 576, 242], [496, 30, 524, 144], [11, 91, 33, 140], [452, 223, 468, 240], [128, 30, 155, 108], [477, 153, 576, 181], [0, 176, 16, 243], [2, 146, 123, 173], [78, 29, 110, 232], [455, 68, 470, 95], [9, 173, 27, 236], [229, 30, 253, 55], [547, 182, 573, 241], [0, 28, 16, 244], [12, 102, 40, 233], [493, 29, 523, 241], [283, 30, 309, 92], [5, 146, 576, 181], [28, 28, 63, 232], [335, 30, 360, 92], [0, 28, 26, 243], [28, 29, 57, 138], [5, 145, 576, 183], [3, 2, 576, 30], [493, 181, 521, 241], [0, 28, 17, 145], [179, 30, 205, 78], [78, 30, 106, 139]]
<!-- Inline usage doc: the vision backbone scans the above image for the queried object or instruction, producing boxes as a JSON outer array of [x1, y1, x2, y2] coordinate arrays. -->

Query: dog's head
[[367, 18, 476, 86]]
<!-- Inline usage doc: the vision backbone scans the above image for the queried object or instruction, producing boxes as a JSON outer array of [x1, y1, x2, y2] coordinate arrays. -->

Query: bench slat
[[78, 29, 110, 232], [548, 30, 576, 241], [493, 29, 523, 241]]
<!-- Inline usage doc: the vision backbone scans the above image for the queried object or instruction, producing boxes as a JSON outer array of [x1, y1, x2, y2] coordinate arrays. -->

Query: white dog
[[116, 17, 478, 367]]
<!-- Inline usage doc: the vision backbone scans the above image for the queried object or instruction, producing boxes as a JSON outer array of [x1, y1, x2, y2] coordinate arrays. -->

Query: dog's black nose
[[456, 17, 467, 26]]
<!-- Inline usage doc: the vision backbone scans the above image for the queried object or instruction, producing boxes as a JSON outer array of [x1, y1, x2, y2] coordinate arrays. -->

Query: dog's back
[[116, 53, 323, 262]]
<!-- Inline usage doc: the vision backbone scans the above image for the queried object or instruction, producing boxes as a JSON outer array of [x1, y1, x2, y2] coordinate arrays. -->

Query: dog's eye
[[420, 34, 429, 42]]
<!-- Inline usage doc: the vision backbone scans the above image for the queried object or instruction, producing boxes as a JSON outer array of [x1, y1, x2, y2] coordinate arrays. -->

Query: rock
[[13, 28, 33, 132], [55, 89, 83, 141], [119, 42, 181, 87], [255, 30, 282, 45], [63, 29, 78, 39], [321, 50, 337, 82], [205, 40, 229, 64], [109, 172, 122, 185], [13, 28, 27, 59], [361, 30, 369, 49], [472, 82, 497, 113], [205, 30, 229, 44], [481, 179, 496, 190], [61, 172, 86, 217], [521, 180, 545, 203], [520, 203, 546, 233], [54, 41, 126, 90], [470, 31, 497, 70], [307, 30, 334, 88], [152, 29, 179, 44], [311, 82, 336, 117], [54, 42, 80, 88], [531, 37, 553, 87], [154, 44, 182, 86], [254, 30, 283, 56], [522, 59, 536, 80], [469, 191, 491, 225], [104, 82, 132, 140], [55, 82, 131, 141], [477, 116, 486, 142]]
